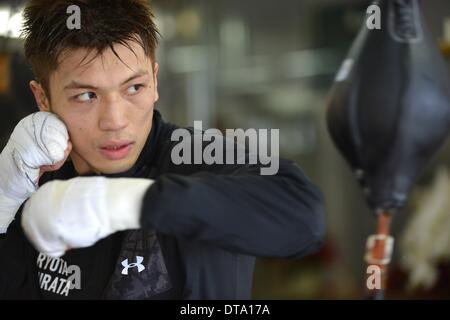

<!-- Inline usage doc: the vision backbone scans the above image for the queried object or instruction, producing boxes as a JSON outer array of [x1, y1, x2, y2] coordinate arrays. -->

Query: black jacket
[[0, 110, 325, 299]]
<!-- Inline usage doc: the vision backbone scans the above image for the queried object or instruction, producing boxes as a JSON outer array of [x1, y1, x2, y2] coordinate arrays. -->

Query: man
[[0, 0, 325, 299]]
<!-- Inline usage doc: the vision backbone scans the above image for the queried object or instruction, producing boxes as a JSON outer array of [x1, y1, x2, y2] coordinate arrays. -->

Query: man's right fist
[[0, 112, 71, 233]]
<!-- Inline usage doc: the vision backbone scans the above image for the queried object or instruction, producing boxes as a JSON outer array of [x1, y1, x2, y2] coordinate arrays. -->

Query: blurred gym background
[[1, 0, 450, 299]]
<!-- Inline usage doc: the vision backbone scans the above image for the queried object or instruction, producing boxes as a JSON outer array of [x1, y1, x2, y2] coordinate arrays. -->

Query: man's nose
[[98, 95, 128, 131]]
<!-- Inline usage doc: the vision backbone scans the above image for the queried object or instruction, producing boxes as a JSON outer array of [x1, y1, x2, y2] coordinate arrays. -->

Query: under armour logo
[[121, 256, 145, 275]]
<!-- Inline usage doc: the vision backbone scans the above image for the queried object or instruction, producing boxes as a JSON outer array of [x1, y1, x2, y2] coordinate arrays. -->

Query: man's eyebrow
[[63, 82, 98, 90], [121, 70, 150, 85], [63, 70, 150, 90]]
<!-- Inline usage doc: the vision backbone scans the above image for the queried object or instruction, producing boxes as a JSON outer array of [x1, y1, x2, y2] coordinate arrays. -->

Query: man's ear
[[153, 63, 159, 103], [29, 81, 51, 112]]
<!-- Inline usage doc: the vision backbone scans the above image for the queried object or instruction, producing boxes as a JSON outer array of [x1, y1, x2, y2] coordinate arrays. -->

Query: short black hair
[[22, 0, 159, 96]]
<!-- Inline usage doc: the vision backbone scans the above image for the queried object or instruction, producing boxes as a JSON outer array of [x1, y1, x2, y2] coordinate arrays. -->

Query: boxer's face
[[30, 40, 159, 174]]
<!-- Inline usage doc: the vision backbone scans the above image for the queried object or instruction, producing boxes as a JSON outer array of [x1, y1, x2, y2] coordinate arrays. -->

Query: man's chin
[[74, 158, 137, 175], [71, 150, 139, 175], [95, 160, 136, 175]]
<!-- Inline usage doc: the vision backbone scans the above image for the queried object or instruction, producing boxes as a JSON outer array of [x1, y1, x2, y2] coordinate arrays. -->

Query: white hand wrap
[[22, 177, 154, 257], [0, 112, 69, 233]]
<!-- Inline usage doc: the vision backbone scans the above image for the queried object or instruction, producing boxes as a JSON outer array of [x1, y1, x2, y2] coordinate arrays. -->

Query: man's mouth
[[99, 141, 134, 160]]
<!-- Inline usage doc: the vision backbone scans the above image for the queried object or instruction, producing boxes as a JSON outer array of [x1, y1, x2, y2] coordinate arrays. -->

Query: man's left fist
[[21, 176, 154, 257]]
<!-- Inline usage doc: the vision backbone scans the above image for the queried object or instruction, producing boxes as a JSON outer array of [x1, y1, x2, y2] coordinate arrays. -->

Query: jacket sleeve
[[140, 135, 326, 259]]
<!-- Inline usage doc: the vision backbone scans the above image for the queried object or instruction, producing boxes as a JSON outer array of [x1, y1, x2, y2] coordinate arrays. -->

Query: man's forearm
[[140, 160, 325, 259]]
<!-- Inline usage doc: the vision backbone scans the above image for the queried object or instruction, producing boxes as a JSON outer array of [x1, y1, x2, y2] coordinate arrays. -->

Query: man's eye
[[127, 84, 145, 95], [75, 92, 96, 102]]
